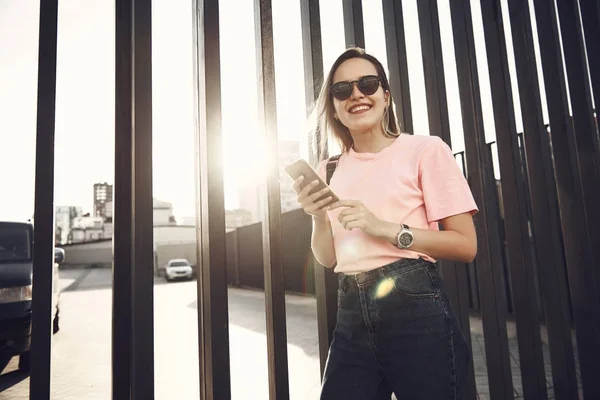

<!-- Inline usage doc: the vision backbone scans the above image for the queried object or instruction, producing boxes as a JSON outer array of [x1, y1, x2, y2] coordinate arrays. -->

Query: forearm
[[378, 221, 477, 263], [311, 216, 336, 268]]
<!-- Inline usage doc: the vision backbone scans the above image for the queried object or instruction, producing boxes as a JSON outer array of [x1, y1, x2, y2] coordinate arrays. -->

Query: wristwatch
[[396, 224, 414, 249]]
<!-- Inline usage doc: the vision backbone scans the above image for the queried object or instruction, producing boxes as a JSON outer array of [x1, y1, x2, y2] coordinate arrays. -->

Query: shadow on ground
[[0, 368, 29, 392]]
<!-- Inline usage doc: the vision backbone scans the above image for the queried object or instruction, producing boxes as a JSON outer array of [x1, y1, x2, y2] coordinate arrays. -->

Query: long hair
[[310, 47, 401, 162]]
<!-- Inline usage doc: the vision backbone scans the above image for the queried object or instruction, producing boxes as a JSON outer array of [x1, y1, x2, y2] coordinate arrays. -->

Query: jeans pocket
[[388, 265, 440, 298]]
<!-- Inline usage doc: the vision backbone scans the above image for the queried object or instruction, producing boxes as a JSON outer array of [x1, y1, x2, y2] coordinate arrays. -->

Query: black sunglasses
[[330, 75, 382, 101]]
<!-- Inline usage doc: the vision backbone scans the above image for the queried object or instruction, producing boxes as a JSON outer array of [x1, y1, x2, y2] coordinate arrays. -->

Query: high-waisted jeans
[[320, 258, 470, 400]]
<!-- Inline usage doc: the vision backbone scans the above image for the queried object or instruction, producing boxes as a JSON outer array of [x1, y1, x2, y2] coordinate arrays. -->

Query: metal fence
[[28, 0, 600, 399]]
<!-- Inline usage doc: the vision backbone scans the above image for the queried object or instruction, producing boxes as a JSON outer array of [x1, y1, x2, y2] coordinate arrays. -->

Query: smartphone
[[284, 159, 339, 204]]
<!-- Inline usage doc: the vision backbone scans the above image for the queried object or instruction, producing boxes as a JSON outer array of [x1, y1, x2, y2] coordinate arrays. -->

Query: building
[[70, 215, 105, 243], [93, 182, 113, 218], [103, 200, 113, 239], [55, 206, 83, 244], [153, 198, 176, 225]]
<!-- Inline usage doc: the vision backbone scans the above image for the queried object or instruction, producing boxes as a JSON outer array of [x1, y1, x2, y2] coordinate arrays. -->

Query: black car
[[0, 221, 63, 374]]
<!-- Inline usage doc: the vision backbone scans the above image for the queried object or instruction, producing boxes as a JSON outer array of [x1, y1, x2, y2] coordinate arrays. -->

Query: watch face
[[399, 232, 413, 247]]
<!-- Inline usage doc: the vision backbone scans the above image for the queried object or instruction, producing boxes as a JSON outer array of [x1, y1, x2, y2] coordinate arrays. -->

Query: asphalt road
[[0, 268, 321, 399]]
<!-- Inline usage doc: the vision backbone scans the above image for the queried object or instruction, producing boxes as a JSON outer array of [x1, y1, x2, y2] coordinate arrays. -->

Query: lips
[[348, 104, 372, 114]]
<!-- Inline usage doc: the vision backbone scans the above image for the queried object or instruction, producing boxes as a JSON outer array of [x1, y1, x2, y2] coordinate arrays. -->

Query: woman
[[293, 47, 478, 399]]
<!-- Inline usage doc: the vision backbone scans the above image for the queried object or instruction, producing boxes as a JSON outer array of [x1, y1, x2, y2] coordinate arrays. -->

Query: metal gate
[[27, 0, 600, 399]]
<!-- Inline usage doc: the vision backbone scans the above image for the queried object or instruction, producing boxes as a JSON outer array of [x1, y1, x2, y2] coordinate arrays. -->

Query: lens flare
[[375, 277, 394, 299]]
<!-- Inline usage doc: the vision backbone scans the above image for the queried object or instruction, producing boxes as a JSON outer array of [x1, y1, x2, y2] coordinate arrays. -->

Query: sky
[[0, 0, 567, 223]]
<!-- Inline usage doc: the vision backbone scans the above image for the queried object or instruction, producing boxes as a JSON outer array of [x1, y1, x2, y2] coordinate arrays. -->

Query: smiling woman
[[292, 47, 479, 400]]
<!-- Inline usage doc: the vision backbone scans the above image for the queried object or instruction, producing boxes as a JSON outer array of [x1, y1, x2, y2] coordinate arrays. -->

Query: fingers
[[297, 179, 319, 198], [304, 196, 333, 214], [338, 212, 362, 226], [334, 199, 361, 208], [329, 199, 361, 210], [298, 180, 330, 203], [291, 176, 305, 193]]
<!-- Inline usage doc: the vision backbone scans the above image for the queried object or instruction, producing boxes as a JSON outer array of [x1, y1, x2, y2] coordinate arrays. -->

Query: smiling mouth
[[349, 104, 371, 114]]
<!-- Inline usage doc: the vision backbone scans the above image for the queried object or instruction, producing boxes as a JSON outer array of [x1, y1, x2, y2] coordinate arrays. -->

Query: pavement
[[0, 267, 582, 399]]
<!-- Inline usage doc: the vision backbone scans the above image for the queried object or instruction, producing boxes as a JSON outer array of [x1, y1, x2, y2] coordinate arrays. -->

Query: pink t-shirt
[[317, 133, 478, 274]]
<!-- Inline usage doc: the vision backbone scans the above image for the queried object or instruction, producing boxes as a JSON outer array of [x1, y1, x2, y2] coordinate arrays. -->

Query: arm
[[311, 215, 336, 268], [333, 200, 477, 263], [377, 212, 477, 263], [291, 174, 337, 268]]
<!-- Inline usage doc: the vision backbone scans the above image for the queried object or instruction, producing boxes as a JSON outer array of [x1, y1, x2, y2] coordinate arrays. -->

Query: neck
[[350, 127, 397, 153]]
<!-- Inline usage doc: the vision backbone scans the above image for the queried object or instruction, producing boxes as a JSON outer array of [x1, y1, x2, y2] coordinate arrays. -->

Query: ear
[[385, 90, 390, 106], [334, 113, 338, 120]]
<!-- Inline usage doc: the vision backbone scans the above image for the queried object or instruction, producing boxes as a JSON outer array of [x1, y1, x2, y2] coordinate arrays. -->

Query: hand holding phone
[[284, 159, 338, 216]]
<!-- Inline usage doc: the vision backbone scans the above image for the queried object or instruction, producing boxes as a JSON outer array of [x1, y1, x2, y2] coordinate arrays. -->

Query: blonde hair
[[310, 47, 401, 162]]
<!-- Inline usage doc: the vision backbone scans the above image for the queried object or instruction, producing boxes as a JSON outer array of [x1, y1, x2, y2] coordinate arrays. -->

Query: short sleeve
[[420, 137, 478, 222]]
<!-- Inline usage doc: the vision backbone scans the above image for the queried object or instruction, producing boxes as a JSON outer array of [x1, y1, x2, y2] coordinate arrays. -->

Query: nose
[[349, 81, 364, 100]]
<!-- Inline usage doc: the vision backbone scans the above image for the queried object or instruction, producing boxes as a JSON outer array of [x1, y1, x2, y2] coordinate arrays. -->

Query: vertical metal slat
[[556, 0, 600, 267], [382, 0, 413, 133], [415, 2, 475, 398], [506, 0, 579, 398], [300, 0, 339, 378], [192, 0, 232, 398], [30, 1, 59, 399], [477, 1, 548, 397], [301, 0, 326, 163], [552, 1, 600, 398], [342, 0, 365, 49], [532, 2, 596, 398], [113, 0, 134, 397], [578, 0, 600, 127], [254, 0, 290, 398], [448, 1, 513, 399], [131, 0, 155, 398]]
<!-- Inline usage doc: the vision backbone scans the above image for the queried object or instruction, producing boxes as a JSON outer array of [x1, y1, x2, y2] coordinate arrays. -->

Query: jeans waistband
[[339, 257, 431, 286]]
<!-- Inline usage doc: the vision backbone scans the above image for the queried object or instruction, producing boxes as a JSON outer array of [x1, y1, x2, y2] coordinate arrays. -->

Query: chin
[[347, 122, 379, 133]]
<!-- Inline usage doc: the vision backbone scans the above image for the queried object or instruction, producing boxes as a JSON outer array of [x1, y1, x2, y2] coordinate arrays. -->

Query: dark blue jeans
[[320, 258, 470, 400]]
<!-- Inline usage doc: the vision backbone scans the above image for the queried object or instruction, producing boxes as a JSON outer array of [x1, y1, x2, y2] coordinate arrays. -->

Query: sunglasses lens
[[331, 82, 352, 101], [359, 76, 380, 95]]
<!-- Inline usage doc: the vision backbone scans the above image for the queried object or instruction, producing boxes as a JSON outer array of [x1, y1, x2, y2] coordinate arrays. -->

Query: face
[[331, 57, 389, 134]]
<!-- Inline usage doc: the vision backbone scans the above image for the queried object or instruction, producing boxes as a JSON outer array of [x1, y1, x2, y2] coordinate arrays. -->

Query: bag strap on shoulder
[[325, 155, 341, 185]]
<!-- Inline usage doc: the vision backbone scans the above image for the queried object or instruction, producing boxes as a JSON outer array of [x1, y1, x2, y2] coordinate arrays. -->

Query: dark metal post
[[556, 0, 600, 273], [192, 0, 232, 398], [254, 0, 290, 398], [30, 1, 59, 398], [478, 1, 550, 397], [113, 0, 134, 397], [534, 0, 600, 398], [131, 1, 155, 398], [233, 230, 241, 287], [415, 2, 475, 398], [300, 0, 339, 378], [448, 1, 514, 398], [578, 0, 600, 124], [342, 0, 365, 49], [301, 0, 326, 163], [506, 0, 579, 398], [382, 0, 413, 133]]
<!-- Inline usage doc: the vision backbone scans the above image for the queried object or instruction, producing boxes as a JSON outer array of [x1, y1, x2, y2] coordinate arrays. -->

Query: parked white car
[[164, 258, 193, 282]]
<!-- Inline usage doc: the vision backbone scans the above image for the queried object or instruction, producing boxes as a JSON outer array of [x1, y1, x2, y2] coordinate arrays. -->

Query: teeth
[[350, 105, 370, 113]]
